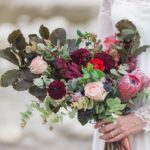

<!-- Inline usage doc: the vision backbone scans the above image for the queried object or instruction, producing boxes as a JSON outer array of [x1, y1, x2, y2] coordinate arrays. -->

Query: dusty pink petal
[[131, 69, 150, 90], [118, 74, 141, 102]]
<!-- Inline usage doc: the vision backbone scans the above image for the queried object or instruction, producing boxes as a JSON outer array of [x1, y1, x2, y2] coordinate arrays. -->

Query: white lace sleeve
[[98, 0, 115, 41], [134, 104, 150, 132]]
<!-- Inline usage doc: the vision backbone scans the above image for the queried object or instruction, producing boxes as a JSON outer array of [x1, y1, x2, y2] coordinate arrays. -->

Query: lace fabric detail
[[99, 0, 114, 15], [100, 0, 150, 16], [115, 0, 150, 10], [134, 105, 150, 132]]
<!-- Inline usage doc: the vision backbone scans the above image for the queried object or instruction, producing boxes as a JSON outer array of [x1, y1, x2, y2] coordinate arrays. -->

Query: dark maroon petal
[[48, 80, 66, 100], [71, 48, 91, 65], [96, 52, 115, 72]]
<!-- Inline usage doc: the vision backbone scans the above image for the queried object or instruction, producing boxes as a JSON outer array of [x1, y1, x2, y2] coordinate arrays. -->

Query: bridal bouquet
[[1, 20, 150, 150]]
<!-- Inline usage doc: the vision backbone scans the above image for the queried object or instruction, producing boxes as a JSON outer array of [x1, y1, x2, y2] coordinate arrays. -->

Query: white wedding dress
[[92, 0, 150, 149]]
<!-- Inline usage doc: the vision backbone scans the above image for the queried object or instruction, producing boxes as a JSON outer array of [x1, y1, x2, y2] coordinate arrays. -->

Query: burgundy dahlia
[[95, 52, 115, 72], [70, 48, 91, 65], [55, 58, 81, 80], [48, 80, 66, 100], [118, 74, 141, 102]]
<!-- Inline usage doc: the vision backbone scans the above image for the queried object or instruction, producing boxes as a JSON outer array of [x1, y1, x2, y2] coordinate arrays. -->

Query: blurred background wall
[[0, 0, 100, 149]]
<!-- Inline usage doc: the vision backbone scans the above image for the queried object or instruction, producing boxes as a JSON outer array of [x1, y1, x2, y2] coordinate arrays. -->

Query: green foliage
[[68, 109, 77, 119], [39, 25, 50, 40], [29, 86, 47, 101], [116, 19, 149, 58], [79, 63, 105, 84], [33, 75, 53, 88], [67, 39, 78, 52], [72, 97, 94, 111], [66, 78, 83, 92], [131, 45, 150, 56], [0, 48, 23, 66], [50, 28, 66, 46], [28, 34, 41, 43], [12, 69, 36, 91], [0, 69, 20, 87], [118, 64, 129, 75], [8, 29, 26, 50], [20, 101, 50, 128], [95, 98, 126, 121]]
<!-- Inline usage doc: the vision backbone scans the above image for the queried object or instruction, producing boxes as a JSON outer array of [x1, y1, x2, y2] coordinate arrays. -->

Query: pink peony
[[131, 69, 150, 90], [85, 81, 108, 101], [104, 35, 119, 49], [29, 56, 48, 74], [118, 74, 141, 102]]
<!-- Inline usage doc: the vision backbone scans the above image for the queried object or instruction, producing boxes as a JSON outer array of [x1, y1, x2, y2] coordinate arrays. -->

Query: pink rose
[[104, 35, 119, 49], [84, 81, 108, 101], [29, 56, 48, 74]]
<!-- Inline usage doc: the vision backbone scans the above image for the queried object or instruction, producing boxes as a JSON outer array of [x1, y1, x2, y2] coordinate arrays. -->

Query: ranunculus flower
[[85, 81, 108, 101], [88, 58, 105, 71], [48, 80, 66, 100], [71, 48, 91, 65], [96, 52, 116, 72], [131, 69, 150, 90], [29, 56, 48, 74], [104, 35, 119, 49], [118, 74, 141, 102], [55, 58, 81, 80]]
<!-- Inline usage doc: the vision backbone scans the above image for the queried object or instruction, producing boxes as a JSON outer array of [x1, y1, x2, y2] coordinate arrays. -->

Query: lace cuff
[[98, 0, 115, 40], [134, 105, 150, 132]]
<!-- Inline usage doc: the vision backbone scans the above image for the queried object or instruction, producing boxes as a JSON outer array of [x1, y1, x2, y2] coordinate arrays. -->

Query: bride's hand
[[95, 114, 146, 142]]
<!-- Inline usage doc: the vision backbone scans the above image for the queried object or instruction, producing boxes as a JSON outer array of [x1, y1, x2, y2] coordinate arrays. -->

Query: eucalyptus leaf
[[67, 39, 78, 52], [0, 69, 20, 87], [29, 85, 47, 100], [77, 30, 83, 37], [12, 69, 36, 91], [116, 20, 137, 32], [131, 45, 150, 56], [50, 28, 66, 46], [28, 34, 41, 43], [76, 38, 82, 47], [0, 48, 19, 66], [39, 25, 50, 40], [8, 29, 26, 50]]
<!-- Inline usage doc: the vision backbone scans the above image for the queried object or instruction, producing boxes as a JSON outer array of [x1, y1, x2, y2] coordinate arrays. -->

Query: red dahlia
[[70, 48, 91, 65], [95, 52, 115, 72], [48, 80, 66, 100], [88, 58, 105, 71]]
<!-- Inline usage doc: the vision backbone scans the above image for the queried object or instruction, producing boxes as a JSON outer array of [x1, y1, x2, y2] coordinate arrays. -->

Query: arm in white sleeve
[[134, 103, 150, 132], [98, 0, 115, 41]]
